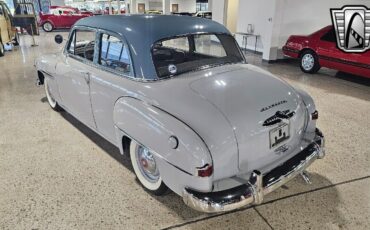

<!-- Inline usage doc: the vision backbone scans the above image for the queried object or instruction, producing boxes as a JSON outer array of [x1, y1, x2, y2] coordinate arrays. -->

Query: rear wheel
[[0, 40, 4, 57], [42, 22, 54, 32], [300, 50, 321, 74], [129, 141, 168, 195]]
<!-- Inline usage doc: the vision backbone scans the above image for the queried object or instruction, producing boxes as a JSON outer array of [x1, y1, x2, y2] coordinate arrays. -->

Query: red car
[[39, 6, 92, 32], [283, 26, 370, 78]]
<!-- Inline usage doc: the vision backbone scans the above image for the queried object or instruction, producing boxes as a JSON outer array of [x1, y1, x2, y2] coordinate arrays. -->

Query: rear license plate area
[[269, 123, 290, 148]]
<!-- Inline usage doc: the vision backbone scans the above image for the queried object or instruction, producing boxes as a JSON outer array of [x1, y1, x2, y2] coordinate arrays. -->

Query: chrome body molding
[[182, 129, 325, 213]]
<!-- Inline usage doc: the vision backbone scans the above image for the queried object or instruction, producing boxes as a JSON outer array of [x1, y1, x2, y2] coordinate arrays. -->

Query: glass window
[[321, 29, 336, 43], [194, 34, 226, 57], [152, 34, 244, 78], [0, 6, 3, 15], [67, 29, 96, 62], [162, 37, 190, 52], [99, 34, 131, 74]]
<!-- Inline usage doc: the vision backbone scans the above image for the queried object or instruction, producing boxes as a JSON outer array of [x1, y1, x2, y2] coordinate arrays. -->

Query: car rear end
[[283, 35, 310, 58]]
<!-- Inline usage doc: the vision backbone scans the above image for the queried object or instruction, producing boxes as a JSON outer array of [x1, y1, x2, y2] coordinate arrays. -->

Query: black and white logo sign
[[331, 5, 370, 53], [168, 64, 177, 75]]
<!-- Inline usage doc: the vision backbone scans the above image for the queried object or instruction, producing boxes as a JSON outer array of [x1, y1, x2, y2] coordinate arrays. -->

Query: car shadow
[[58, 111, 344, 225], [58, 110, 202, 219]]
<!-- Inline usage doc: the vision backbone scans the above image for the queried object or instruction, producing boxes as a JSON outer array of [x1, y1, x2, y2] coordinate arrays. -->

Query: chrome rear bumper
[[183, 129, 325, 213]]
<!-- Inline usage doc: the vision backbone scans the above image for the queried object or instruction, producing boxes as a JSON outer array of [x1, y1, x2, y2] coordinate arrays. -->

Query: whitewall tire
[[129, 141, 168, 195], [44, 78, 63, 111], [42, 22, 54, 32]]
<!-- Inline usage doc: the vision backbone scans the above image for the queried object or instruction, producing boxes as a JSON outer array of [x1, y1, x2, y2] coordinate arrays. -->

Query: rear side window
[[321, 29, 336, 43], [99, 34, 131, 75], [67, 29, 96, 62], [194, 34, 226, 57]]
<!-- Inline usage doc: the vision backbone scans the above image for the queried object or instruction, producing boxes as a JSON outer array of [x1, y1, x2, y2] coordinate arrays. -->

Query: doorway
[[172, 4, 179, 13], [138, 3, 145, 13]]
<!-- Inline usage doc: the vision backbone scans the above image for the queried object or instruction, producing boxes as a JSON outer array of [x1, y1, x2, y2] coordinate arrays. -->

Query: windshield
[[152, 33, 244, 78]]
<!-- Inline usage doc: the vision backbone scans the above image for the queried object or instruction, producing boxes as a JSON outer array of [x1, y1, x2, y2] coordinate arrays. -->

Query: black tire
[[42, 22, 54, 32], [44, 78, 63, 111], [0, 39, 4, 57], [129, 141, 168, 196], [300, 50, 321, 74], [13, 32, 20, 46]]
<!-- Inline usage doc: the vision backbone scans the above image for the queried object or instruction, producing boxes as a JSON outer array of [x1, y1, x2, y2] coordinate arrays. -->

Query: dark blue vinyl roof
[[74, 15, 231, 80]]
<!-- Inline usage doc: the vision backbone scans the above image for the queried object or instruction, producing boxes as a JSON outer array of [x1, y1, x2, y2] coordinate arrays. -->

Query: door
[[172, 4, 179, 13], [138, 3, 145, 13], [317, 28, 361, 75], [89, 32, 134, 142], [56, 28, 97, 129]]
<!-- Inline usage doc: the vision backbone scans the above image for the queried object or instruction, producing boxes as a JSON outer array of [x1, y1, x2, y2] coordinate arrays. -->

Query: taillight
[[311, 110, 319, 120], [197, 164, 213, 177]]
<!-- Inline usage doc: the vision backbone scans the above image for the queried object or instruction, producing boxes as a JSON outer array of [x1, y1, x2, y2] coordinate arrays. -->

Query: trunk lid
[[189, 64, 308, 173]]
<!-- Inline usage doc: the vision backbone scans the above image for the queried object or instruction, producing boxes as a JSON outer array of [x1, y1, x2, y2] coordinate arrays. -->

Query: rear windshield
[[152, 33, 244, 78]]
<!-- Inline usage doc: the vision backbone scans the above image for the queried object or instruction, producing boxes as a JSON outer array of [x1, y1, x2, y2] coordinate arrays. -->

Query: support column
[[163, 0, 171, 15], [130, 0, 137, 14], [208, 0, 213, 12]]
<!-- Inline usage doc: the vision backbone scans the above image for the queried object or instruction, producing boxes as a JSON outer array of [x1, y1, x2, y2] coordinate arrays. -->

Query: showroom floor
[[0, 32, 369, 230]]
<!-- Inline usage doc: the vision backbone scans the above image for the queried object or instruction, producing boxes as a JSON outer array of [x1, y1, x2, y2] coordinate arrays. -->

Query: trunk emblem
[[263, 110, 295, 127], [260, 100, 287, 112]]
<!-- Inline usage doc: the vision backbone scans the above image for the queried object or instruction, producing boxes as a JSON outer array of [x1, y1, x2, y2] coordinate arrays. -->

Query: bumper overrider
[[183, 129, 325, 213]]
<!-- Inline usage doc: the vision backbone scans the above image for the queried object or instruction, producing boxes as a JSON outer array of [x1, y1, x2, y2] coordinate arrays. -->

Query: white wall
[[211, 0, 226, 25], [234, 0, 276, 59], [50, 0, 65, 6], [170, 0, 196, 13], [132, 0, 196, 13]]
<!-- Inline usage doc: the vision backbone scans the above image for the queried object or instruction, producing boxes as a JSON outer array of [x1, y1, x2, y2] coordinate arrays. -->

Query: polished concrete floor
[[0, 32, 369, 230]]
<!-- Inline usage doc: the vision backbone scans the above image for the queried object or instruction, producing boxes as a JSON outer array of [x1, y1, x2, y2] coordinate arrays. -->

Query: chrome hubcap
[[44, 23, 52, 31], [136, 145, 160, 183], [302, 54, 315, 71]]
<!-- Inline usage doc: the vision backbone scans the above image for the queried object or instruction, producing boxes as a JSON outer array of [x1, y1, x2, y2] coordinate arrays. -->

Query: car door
[[89, 31, 134, 143], [317, 28, 361, 75], [56, 28, 97, 129]]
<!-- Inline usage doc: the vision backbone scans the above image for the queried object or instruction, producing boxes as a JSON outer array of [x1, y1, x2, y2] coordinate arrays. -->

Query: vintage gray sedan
[[35, 15, 325, 213]]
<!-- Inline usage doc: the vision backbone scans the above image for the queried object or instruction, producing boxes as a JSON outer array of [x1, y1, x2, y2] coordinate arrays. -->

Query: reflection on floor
[[0, 32, 369, 230]]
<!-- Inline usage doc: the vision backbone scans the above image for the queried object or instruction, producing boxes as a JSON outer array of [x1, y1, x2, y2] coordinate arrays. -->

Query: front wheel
[[42, 22, 54, 32], [44, 78, 63, 111], [300, 50, 321, 74], [130, 141, 168, 195]]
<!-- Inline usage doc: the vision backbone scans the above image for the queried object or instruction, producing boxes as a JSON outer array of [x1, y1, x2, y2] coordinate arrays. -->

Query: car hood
[[146, 64, 308, 180]]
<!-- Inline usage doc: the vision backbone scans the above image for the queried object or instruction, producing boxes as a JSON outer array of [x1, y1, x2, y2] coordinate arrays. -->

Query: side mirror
[[55, 34, 63, 44]]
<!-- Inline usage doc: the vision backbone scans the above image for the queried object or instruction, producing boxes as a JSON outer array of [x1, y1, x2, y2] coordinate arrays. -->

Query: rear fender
[[113, 96, 213, 178]]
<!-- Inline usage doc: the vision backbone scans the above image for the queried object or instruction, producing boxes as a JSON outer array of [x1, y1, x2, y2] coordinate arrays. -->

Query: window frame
[[151, 32, 246, 79], [97, 31, 134, 78], [65, 27, 135, 79], [65, 26, 98, 64]]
